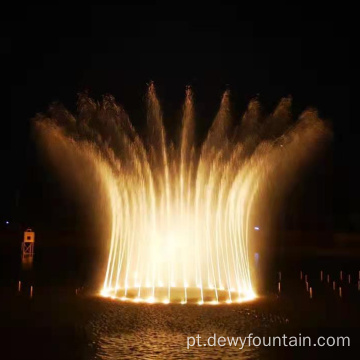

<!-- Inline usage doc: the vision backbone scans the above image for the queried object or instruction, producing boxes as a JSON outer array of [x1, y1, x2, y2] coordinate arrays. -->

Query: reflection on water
[[21, 255, 34, 270], [1, 285, 358, 359], [2, 250, 359, 359], [87, 300, 287, 359]]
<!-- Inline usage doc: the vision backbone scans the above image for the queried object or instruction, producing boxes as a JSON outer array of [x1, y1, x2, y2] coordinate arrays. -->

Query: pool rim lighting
[[99, 286, 257, 305]]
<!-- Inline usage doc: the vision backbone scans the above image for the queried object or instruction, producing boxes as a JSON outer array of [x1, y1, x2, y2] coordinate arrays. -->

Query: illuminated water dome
[[35, 83, 330, 304]]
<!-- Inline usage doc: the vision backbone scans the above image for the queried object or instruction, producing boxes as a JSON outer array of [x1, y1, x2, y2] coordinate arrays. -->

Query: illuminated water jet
[[35, 84, 330, 304]]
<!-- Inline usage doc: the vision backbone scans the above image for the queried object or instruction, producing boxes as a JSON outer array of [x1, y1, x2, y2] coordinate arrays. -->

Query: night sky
[[1, 5, 358, 243]]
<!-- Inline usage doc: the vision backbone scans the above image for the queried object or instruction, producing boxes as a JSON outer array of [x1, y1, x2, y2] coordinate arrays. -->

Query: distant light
[[254, 226, 260, 231], [5, 221, 9, 225]]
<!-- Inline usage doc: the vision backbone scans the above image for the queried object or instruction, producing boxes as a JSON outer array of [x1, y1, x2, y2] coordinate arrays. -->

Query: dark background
[[0, 5, 358, 247]]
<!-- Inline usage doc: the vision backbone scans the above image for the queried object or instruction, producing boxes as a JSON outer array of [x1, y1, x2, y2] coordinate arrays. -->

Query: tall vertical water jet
[[34, 84, 330, 304]]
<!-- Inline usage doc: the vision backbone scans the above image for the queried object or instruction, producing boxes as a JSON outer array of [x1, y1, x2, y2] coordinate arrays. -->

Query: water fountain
[[35, 83, 330, 304]]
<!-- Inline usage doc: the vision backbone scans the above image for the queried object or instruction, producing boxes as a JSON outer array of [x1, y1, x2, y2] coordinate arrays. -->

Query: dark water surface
[[0, 247, 359, 359], [1, 284, 359, 359]]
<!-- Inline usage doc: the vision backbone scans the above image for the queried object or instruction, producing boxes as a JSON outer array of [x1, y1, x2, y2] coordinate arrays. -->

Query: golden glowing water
[[35, 84, 330, 304]]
